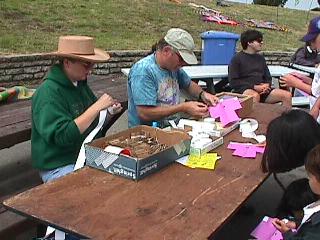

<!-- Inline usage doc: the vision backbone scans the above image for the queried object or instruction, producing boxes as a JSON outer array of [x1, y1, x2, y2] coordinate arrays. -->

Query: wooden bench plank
[[0, 107, 31, 128]]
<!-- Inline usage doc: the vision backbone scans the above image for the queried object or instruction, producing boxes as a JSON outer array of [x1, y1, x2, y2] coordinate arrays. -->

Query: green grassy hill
[[0, 0, 318, 54]]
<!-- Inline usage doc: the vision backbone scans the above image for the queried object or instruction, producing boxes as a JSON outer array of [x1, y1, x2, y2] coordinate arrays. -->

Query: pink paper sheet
[[208, 98, 242, 127], [251, 216, 283, 240], [222, 98, 242, 110], [227, 142, 265, 159]]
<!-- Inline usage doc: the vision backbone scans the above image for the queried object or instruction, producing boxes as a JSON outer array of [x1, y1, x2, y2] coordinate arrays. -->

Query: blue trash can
[[201, 31, 240, 65]]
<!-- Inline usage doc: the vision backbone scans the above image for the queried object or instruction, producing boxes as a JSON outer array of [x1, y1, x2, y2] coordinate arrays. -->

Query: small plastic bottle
[[152, 121, 158, 128]]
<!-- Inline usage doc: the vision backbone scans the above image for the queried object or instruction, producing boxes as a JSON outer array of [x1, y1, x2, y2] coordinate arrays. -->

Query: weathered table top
[[3, 103, 286, 240], [0, 74, 128, 150]]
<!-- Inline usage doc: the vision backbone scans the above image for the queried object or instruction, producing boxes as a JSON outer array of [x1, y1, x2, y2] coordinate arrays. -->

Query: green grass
[[0, 0, 318, 54]]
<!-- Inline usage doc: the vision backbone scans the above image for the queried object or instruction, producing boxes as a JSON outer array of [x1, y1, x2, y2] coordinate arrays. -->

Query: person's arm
[[34, 93, 116, 147], [137, 101, 208, 121], [279, 74, 312, 95], [186, 81, 219, 106], [74, 93, 116, 134], [33, 100, 81, 147], [310, 97, 320, 120], [273, 219, 298, 240], [293, 47, 317, 67]]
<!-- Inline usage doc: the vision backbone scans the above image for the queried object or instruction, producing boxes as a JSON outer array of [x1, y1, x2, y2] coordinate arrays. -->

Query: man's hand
[[201, 92, 219, 106], [272, 218, 296, 234], [184, 101, 209, 118]]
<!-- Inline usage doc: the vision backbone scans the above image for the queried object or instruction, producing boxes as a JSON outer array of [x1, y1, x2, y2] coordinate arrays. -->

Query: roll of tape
[[203, 117, 215, 124], [104, 145, 123, 154]]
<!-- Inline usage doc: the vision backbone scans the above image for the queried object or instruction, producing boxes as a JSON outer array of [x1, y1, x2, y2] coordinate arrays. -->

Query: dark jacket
[[283, 211, 320, 240], [291, 46, 320, 67], [228, 51, 271, 93]]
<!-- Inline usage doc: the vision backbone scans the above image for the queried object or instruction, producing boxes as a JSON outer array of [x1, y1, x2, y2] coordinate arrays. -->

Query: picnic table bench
[[0, 74, 128, 150], [0, 73, 128, 238]]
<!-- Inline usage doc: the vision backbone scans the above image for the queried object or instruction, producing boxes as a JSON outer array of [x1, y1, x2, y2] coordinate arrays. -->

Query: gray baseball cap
[[164, 28, 198, 65]]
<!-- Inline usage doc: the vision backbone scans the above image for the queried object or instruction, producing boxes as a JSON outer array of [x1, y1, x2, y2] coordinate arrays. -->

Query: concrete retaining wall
[[0, 50, 293, 85]]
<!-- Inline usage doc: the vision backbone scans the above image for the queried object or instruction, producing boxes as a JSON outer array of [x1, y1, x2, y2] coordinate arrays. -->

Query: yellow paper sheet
[[187, 153, 218, 170]]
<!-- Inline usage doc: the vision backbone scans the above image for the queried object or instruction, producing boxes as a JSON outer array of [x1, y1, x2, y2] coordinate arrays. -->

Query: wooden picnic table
[[0, 74, 128, 150], [3, 103, 286, 240]]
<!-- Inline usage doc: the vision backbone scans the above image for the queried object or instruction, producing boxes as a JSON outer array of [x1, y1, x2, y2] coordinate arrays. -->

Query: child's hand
[[260, 83, 271, 94], [279, 74, 301, 88], [254, 84, 265, 93], [272, 218, 296, 233], [254, 83, 270, 94]]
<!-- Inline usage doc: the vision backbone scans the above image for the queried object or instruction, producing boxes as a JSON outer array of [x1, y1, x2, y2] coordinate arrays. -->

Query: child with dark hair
[[228, 29, 291, 108], [277, 178, 317, 225], [262, 109, 320, 173], [273, 144, 320, 239]]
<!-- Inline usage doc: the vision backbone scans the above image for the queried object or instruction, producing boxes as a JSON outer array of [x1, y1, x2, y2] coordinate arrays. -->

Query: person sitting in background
[[291, 15, 320, 68], [228, 29, 291, 108], [128, 28, 219, 128], [32, 36, 122, 183], [273, 144, 320, 239], [277, 178, 317, 225], [279, 16, 320, 100]]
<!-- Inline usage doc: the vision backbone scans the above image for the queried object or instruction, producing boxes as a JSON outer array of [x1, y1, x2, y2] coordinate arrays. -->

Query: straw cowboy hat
[[50, 36, 110, 62]]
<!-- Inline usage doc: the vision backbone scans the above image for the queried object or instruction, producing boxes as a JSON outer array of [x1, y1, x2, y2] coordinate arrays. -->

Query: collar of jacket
[[309, 211, 320, 225], [46, 64, 87, 89]]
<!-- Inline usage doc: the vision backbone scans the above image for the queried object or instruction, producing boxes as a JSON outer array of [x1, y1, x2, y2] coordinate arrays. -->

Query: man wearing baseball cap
[[128, 28, 218, 128]]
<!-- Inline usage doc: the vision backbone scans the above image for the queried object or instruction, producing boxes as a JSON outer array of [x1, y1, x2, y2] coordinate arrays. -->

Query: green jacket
[[31, 64, 101, 170]]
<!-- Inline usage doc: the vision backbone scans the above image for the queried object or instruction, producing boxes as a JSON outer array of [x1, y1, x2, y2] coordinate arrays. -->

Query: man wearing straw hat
[[31, 36, 122, 183], [128, 28, 219, 128]]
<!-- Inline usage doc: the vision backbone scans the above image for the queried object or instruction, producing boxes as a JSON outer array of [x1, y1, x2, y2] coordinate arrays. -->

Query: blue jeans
[[38, 164, 80, 240], [39, 164, 75, 183]]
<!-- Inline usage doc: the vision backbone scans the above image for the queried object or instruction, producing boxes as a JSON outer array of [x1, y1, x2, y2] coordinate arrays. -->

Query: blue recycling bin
[[201, 31, 240, 65]]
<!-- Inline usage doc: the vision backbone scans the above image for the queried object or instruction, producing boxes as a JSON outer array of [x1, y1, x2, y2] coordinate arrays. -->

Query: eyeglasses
[[78, 61, 94, 69], [255, 39, 263, 43], [171, 48, 185, 64], [68, 58, 94, 69]]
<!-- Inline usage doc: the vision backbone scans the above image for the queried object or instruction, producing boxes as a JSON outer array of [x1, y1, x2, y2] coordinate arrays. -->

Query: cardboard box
[[216, 92, 253, 118], [209, 120, 240, 137], [177, 118, 239, 138], [85, 125, 191, 181], [189, 136, 223, 156]]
